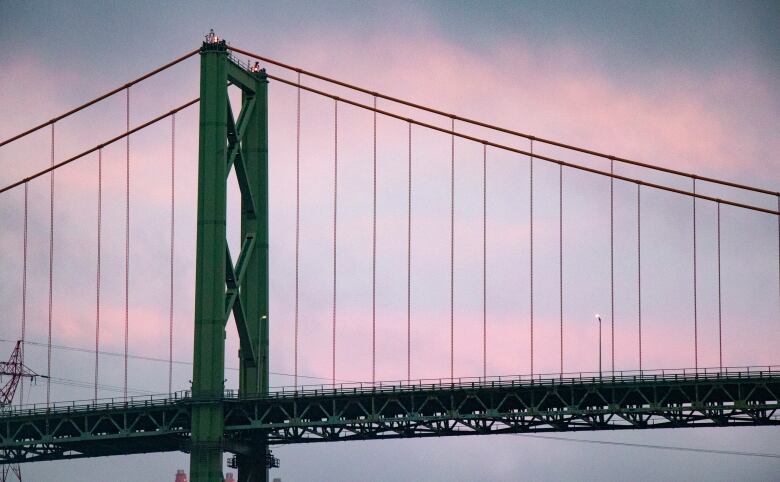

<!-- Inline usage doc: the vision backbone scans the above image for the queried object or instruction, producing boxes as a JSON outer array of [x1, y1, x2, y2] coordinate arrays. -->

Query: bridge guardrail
[[1, 365, 777, 418], [264, 364, 780, 399]]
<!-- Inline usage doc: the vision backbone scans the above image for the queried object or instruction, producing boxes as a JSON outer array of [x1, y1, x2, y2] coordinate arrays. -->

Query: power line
[[46, 376, 157, 397], [1, 339, 340, 383], [515, 433, 780, 459]]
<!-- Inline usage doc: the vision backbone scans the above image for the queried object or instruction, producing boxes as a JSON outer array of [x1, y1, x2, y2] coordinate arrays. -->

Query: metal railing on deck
[[1, 365, 777, 418], [264, 364, 780, 399]]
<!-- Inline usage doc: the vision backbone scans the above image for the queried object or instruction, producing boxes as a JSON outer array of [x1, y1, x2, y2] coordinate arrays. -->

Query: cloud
[[1, 23, 778, 406], [282, 30, 780, 187]]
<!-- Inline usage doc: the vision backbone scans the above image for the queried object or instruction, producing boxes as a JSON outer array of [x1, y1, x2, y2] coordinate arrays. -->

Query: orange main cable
[[0, 49, 199, 148], [229, 45, 778, 198], [263, 73, 779, 216], [0, 99, 199, 195]]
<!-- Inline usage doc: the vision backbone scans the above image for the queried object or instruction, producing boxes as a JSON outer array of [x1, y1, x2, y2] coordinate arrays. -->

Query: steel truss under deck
[[1, 369, 777, 464]]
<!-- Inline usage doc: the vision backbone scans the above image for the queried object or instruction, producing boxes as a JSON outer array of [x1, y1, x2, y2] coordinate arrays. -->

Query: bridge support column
[[191, 36, 270, 482], [237, 65, 270, 482], [191, 40, 229, 482]]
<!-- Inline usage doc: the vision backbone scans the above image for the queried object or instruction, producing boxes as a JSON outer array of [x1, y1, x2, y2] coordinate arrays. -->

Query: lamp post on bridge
[[595, 314, 602, 378]]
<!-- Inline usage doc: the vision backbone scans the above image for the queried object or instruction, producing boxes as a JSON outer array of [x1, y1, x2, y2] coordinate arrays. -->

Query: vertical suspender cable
[[482, 143, 487, 379], [124, 87, 130, 399], [20, 182, 28, 406], [777, 195, 779, 332], [693, 179, 698, 370], [294, 72, 301, 389], [559, 163, 563, 375], [717, 202, 722, 370], [168, 114, 175, 396], [529, 140, 534, 377], [637, 183, 642, 372], [95, 148, 102, 402], [47, 124, 54, 406], [450, 117, 455, 380], [610, 160, 615, 373], [332, 98, 338, 386], [407, 122, 412, 383], [372, 95, 377, 384]]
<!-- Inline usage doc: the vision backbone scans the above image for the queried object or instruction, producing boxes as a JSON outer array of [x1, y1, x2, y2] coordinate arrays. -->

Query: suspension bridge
[[0, 33, 779, 481]]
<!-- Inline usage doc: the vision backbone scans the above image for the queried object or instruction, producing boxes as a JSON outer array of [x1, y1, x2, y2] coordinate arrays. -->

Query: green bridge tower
[[191, 36, 270, 482]]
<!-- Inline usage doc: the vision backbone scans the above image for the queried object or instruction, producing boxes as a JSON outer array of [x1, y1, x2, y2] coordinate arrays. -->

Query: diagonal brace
[[226, 99, 259, 218], [225, 234, 257, 366], [226, 98, 255, 174], [226, 233, 256, 291]]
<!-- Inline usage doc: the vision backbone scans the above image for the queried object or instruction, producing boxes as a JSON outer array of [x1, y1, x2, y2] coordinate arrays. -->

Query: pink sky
[[2, 4, 780, 482], [0, 20, 778, 404]]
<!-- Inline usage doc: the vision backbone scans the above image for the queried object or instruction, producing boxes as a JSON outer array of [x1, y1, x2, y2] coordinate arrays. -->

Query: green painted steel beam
[[191, 38, 269, 482], [235, 66, 270, 482], [1, 373, 778, 465], [226, 97, 255, 176], [191, 39, 230, 482], [227, 61, 261, 94], [226, 100, 259, 218], [231, 235, 256, 288]]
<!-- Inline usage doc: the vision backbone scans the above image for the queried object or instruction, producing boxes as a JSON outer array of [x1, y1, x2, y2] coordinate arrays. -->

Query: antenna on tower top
[[205, 29, 220, 44]]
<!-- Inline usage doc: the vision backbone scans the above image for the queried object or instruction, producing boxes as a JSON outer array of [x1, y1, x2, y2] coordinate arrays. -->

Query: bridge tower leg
[[190, 39, 229, 482], [235, 59, 270, 482], [190, 37, 269, 482]]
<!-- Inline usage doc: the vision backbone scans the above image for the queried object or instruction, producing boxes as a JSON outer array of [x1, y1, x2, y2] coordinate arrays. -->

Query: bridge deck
[[1, 369, 778, 463]]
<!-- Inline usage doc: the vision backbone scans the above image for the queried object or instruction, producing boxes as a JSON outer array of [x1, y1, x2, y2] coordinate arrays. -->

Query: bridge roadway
[[1, 367, 778, 464]]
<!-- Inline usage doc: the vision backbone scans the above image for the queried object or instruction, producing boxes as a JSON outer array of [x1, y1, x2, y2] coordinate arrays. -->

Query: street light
[[595, 314, 602, 378]]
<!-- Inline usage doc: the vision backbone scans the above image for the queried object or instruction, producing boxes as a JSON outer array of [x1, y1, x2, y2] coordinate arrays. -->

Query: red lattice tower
[[0, 341, 42, 481]]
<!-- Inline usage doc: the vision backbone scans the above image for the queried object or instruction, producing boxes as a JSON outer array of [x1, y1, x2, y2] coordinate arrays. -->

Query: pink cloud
[[1, 27, 777, 400], [281, 31, 779, 186]]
